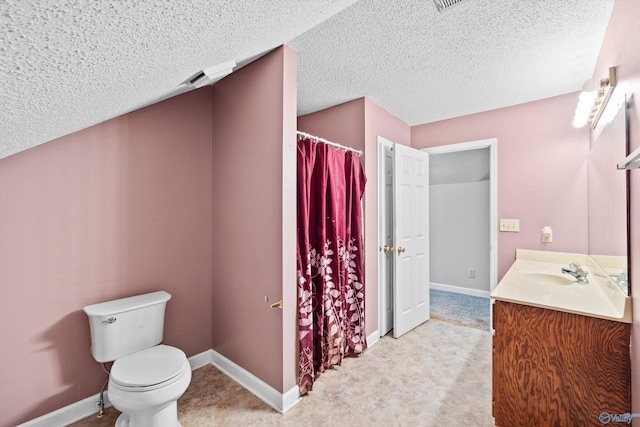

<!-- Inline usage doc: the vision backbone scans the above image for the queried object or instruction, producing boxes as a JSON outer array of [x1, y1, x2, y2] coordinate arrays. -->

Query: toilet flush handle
[[102, 317, 117, 324]]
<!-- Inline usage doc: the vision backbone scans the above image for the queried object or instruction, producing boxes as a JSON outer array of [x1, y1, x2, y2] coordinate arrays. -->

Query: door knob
[[396, 247, 406, 254], [383, 245, 396, 252]]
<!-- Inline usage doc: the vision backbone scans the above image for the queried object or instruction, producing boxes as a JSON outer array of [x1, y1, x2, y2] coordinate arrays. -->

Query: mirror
[[587, 93, 629, 295]]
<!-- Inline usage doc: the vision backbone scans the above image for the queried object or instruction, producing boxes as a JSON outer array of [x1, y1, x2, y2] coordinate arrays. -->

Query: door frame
[[377, 136, 394, 336], [421, 138, 498, 293]]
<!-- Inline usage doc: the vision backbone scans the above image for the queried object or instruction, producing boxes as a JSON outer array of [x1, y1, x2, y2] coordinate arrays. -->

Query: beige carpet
[[71, 319, 495, 426]]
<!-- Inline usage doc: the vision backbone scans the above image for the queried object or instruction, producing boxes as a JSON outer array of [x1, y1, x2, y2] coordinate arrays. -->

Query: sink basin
[[519, 272, 575, 286], [491, 250, 632, 323]]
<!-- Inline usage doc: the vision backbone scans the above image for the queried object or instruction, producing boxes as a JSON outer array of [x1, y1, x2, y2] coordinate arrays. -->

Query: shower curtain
[[296, 137, 367, 395]]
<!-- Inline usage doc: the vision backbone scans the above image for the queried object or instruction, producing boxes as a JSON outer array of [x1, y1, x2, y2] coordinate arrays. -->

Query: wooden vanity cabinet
[[492, 300, 630, 427]]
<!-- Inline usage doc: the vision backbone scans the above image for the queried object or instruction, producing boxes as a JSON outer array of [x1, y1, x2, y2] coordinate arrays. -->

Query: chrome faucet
[[561, 262, 589, 283], [615, 270, 628, 289]]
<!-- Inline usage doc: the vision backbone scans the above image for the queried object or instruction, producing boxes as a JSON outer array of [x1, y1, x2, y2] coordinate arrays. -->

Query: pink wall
[[412, 93, 589, 280], [0, 89, 214, 426], [590, 0, 640, 421], [211, 46, 298, 393], [298, 98, 366, 151], [298, 98, 411, 337]]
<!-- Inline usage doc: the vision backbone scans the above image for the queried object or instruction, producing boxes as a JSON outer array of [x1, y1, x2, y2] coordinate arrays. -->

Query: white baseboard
[[17, 335, 397, 426], [188, 348, 214, 370], [18, 392, 112, 427], [281, 384, 303, 413], [430, 282, 490, 299], [209, 349, 301, 414], [18, 349, 214, 427], [366, 330, 380, 348], [20, 338, 394, 425]]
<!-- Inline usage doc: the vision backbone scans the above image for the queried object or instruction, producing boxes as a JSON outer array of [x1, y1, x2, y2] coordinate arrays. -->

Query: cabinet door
[[493, 300, 631, 427]]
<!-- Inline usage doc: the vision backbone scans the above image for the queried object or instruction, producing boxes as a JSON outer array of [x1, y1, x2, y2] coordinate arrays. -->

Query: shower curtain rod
[[296, 130, 363, 157]]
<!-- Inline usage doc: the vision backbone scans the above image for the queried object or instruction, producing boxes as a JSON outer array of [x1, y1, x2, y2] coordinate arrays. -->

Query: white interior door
[[393, 143, 430, 338]]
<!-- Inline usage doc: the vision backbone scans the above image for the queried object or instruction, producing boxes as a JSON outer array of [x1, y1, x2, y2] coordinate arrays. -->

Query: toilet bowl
[[108, 345, 192, 427]]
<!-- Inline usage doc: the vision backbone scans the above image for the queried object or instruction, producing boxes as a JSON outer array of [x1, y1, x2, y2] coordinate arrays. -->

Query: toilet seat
[[110, 345, 188, 391]]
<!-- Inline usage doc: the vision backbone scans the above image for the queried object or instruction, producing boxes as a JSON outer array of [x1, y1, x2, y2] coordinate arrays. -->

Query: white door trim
[[421, 138, 498, 292], [377, 136, 394, 337]]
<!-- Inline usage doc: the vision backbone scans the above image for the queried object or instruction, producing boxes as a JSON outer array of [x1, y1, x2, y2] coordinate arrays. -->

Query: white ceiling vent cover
[[182, 60, 236, 89], [434, 0, 470, 12]]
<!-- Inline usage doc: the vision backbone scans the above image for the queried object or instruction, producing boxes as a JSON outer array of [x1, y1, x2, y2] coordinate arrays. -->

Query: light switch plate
[[499, 219, 520, 232]]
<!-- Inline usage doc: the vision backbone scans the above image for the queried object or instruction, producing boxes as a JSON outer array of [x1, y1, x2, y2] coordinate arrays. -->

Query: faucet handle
[[618, 270, 628, 281], [570, 262, 588, 276], [617, 270, 628, 287]]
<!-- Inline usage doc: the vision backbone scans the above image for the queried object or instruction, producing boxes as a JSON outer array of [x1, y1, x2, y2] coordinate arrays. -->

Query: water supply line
[[95, 362, 111, 418]]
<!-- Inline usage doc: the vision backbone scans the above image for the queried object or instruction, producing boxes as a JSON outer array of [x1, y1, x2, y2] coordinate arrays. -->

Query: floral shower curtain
[[296, 137, 367, 395]]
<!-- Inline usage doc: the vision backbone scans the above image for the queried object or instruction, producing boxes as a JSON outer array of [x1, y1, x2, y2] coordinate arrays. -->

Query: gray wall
[[430, 180, 490, 293]]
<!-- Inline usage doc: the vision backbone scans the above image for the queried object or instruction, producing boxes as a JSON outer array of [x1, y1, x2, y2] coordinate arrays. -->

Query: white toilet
[[83, 291, 192, 427]]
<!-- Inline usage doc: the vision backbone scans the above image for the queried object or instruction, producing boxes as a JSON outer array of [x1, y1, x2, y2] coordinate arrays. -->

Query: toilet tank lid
[[83, 291, 171, 317]]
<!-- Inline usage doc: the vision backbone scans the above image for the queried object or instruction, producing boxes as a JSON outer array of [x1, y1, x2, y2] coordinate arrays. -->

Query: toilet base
[[115, 402, 181, 427]]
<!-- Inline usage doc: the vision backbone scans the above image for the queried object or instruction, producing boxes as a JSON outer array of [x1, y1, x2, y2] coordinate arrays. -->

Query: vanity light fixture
[[572, 67, 617, 129], [181, 60, 236, 89]]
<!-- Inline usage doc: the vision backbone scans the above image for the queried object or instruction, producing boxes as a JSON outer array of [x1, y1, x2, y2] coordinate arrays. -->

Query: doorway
[[423, 138, 498, 297], [378, 138, 498, 337], [422, 139, 498, 330]]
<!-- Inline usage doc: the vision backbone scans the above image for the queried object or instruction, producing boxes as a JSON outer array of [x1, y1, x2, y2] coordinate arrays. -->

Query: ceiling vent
[[434, 0, 470, 12], [182, 60, 236, 89]]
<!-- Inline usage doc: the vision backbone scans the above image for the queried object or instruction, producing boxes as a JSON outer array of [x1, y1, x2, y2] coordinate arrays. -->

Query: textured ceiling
[[0, 0, 358, 159], [0, 0, 615, 159], [291, 0, 615, 124]]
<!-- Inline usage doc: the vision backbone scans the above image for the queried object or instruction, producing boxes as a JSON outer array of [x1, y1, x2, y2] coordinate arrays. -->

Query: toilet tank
[[83, 291, 171, 363]]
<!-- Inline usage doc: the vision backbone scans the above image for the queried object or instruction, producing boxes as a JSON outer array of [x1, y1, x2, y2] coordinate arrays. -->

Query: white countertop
[[491, 249, 631, 323]]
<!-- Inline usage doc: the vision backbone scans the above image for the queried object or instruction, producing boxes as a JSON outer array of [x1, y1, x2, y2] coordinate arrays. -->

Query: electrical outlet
[[468, 268, 476, 278], [499, 219, 520, 232]]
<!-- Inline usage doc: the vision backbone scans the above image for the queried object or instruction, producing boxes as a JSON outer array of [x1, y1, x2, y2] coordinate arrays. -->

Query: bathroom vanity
[[491, 250, 631, 427]]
